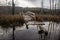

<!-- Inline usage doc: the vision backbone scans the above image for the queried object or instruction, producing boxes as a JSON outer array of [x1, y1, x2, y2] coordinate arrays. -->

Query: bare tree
[[50, 0, 52, 10], [52, 0, 54, 9], [41, 0, 44, 14], [50, 0, 52, 14], [5, 0, 15, 40], [12, 0, 15, 40], [55, 3, 57, 14], [41, 0, 43, 8], [6, 0, 8, 5], [58, 0, 60, 9]]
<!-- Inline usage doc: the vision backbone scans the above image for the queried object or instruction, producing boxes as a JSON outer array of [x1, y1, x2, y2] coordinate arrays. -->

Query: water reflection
[[0, 22, 60, 40]]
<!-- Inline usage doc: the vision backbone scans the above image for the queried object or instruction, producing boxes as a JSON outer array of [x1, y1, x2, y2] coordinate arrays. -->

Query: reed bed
[[0, 14, 60, 28], [35, 15, 60, 22], [0, 15, 25, 28]]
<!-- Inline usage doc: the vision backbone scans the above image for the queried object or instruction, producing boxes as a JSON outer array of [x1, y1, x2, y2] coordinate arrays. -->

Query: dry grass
[[0, 15, 25, 28], [35, 15, 60, 22], [0, 14, 60, 28]]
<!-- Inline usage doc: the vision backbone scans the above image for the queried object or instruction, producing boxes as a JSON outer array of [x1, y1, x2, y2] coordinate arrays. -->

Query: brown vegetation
[[0, 14, 60, 28], [35, 15, 60, 22], [0, 15, 25, 28]]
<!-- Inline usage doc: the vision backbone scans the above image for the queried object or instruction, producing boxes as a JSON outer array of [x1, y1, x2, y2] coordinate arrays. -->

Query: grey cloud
[[25, 0, 41, 7], [0, 0, 60, 9], [24, 0, 38, 1]]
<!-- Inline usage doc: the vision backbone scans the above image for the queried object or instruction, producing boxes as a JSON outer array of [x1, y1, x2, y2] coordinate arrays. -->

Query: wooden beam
[[27, 24, 45, 25]]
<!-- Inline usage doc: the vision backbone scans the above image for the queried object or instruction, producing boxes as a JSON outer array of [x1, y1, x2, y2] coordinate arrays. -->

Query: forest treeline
[[0, 6, 60, 15]]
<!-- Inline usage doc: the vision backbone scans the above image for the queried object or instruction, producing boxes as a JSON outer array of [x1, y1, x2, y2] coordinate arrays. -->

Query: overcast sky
[[0, 0, 60, 9], [15, 0, 50, 8]]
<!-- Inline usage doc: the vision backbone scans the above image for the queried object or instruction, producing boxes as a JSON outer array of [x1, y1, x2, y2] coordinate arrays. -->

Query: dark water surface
[[0, 22, 60, 40]]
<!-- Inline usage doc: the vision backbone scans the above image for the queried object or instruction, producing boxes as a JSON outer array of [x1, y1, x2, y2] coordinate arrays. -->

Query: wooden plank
[[27, 24, 45, 25]]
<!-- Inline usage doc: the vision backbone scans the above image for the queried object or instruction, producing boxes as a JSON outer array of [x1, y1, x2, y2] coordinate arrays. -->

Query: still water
[[0, 21, 60, 40]]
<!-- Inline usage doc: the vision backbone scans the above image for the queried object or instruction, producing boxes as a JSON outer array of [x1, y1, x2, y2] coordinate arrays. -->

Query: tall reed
[[35, 15, 60, 22], [0, 15, 25, 28]]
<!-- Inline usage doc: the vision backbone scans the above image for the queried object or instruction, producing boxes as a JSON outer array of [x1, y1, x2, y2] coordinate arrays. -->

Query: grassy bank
[[0, 15, 25, 28]]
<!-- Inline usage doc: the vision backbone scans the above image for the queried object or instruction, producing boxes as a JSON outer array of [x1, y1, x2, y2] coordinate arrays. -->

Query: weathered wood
[[27, 24, 45, 25]]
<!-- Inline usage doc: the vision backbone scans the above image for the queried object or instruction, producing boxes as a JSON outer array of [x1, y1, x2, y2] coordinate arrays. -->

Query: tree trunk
[[12, 0, 15, 40], [13, 26, 15, 40]]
